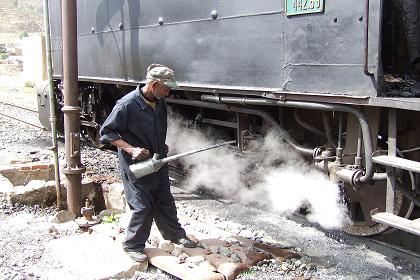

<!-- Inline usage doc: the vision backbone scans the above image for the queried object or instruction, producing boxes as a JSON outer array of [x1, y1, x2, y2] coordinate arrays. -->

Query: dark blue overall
[[99, 88, 185, 251]]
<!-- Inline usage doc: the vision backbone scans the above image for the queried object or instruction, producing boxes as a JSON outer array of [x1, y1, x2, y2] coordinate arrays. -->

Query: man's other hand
[[130, 147, 150, 160]]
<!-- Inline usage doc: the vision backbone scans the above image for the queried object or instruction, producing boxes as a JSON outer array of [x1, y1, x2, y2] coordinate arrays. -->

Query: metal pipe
[[335, 112, 343, 164], [321, 112, 337, 149], [200, 95, 374, 183], [166, 98, 314, 156], [337, 113, 343, 148], [61, 0, 85, 216], [43, 0, 62, 209], [372, 173, 387, 181], [355, 127, 363, 167], [294, 110, 326, 138]]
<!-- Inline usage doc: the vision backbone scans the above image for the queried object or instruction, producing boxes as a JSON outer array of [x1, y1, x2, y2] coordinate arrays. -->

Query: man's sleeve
[[99, 103, 128, 144]]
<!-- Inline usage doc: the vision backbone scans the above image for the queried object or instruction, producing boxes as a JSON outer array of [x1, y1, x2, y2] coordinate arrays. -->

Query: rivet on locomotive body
[[119, 22, 124, 30], [211, 10, 218, 20], [158, 17, 164, 25], [91, 27, 95, 33]]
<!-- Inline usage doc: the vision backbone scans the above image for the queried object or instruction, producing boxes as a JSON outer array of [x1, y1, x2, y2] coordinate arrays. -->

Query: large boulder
[[102, 182, 128, 213], [9, 180, 57, 206]]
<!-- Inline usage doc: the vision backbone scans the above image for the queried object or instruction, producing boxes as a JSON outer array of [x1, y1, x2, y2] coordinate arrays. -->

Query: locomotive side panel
[[49, 0, 381, 96]]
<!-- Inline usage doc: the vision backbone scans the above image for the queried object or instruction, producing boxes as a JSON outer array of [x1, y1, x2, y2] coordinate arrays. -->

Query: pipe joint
[[62, 105, 81, 113], [337, 168, 364, 189]]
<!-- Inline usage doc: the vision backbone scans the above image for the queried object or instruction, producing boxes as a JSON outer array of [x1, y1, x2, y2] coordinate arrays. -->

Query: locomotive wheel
[[341, 177, 412, 236]]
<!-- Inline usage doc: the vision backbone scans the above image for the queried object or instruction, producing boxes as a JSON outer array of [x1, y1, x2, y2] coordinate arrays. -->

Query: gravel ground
[[0, 76, 419, 280]]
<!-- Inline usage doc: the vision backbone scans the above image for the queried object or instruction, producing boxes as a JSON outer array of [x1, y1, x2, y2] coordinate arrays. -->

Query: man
[[100, 64, 196, 262]]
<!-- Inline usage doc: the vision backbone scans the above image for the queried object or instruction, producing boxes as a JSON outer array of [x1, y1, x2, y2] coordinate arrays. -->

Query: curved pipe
[[166, 98, 314, 156], [200, 95, 374, 183], [321, 112, 337, 150], [294, 110, 326, 138]]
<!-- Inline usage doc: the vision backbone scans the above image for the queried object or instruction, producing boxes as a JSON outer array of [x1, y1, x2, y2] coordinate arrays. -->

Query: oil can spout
[[129, 140, 235, 179]]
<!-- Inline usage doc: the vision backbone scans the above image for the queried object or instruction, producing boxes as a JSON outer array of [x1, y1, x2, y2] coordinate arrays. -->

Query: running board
[[372, 155, 420, 173], [370, 209, 420, 236]]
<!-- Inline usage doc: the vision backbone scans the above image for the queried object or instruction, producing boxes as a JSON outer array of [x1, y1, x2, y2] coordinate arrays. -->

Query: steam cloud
[[167, 112, 351, 230]]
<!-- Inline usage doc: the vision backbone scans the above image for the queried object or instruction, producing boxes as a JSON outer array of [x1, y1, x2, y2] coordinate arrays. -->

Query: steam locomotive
[[37, 0, 420, 242]]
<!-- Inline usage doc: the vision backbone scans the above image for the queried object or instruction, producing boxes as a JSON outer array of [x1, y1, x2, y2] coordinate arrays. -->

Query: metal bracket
[[213, 89, 221, 103], [364, 0, 374, 77], [264, 92, 286, 101]]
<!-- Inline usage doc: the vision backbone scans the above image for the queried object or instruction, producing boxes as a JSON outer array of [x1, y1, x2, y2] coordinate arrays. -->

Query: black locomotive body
[[38, 0, 420, 245]]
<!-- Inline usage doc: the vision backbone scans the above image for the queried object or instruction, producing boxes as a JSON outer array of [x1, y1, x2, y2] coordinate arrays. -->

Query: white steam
[[167, 112, 351, 230]]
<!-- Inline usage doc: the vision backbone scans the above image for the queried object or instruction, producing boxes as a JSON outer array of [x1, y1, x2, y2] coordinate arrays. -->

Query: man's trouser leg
[[152, 169, 186, 240], [123, 182, 153, 251]]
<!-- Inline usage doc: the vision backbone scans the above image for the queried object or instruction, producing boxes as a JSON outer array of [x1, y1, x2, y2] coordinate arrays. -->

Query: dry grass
[[0, 73, 38, 110], [0, 0, 44, 34]]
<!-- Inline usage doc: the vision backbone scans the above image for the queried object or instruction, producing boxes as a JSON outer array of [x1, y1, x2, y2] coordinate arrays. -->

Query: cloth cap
[[146, 64, 179, 89]]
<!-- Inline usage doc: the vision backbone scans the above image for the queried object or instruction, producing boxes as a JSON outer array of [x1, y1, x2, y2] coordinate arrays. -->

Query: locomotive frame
[[37, 0, 420, 240]]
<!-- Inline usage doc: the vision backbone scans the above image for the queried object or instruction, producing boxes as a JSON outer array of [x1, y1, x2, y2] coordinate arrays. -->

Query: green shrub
[[19, 32, 29, 40], [24, 81, 35, 88], [102, 214, 119, 223], [0, 53, 8, 60]]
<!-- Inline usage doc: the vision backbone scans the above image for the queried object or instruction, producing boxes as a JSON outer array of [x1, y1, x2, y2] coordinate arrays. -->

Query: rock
[[147, 236, 160, 247], [171, 247, 183, 257], [102, 183, 128, 213], [10, 180, 56, 206], [199, 260, 217, 272], [218, 246, 232, 257], [203, 248, 212, 255], [208, 245, 220, 254], [177, 253, 189, 264], [187, 255, 205, 265], [230, 252, 242, 263], [50, 210, 76, 223], [281, 263, 289, 271], [158, 240, 175, 253]]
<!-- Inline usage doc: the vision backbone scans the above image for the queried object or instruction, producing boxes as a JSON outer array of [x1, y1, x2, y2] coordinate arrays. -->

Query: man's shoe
[[171, 237, 197, 248], [124, 250, 148, 262]]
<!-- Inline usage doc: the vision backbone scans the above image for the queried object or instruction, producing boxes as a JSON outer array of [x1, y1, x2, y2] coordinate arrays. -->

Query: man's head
[[145, 64, 178, 99]]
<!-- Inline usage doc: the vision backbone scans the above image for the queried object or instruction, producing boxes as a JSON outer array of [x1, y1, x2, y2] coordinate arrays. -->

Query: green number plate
[[285, 0, 324, 16]]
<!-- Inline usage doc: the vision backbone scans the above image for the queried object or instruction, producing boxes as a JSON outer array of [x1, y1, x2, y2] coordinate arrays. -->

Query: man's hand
[[129, 147, 150, 160], [165, 144, 169, 154], [110, 139, 150, 160]]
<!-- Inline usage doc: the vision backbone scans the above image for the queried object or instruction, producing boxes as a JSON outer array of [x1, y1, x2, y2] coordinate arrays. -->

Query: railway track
[[0, 101, 44, 129]]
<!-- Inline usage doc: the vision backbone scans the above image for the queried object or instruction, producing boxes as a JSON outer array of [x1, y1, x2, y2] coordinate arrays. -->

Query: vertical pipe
[[43, 0, 61, 208], [337, 113, 342, 149], [322, 112, 337, 149], [61, 0, 85, 216], [386, 109, 397, 213], [355, 127, 363, 167], [335, 112, 343, 165]]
